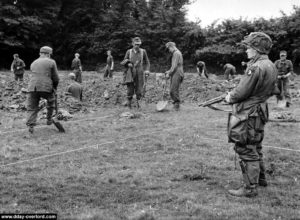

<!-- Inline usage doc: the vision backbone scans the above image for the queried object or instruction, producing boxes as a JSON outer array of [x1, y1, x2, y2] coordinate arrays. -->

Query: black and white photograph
[[0, 0, 299, 219]]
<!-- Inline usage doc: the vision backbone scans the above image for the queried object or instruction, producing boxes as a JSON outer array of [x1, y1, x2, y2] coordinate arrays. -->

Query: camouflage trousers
[[26, 91, 55, 127]]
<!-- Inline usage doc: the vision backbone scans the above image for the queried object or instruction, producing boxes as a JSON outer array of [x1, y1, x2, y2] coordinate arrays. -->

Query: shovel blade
[[156, 100, 168, 112], [52, 118, 65, 132]]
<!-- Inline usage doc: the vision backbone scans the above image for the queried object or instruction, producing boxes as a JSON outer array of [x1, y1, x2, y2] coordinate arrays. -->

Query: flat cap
[[40, 46, 53, 54], [165, 42, 176, 48], [68, 72, 76, 79], [132, 37, 142, 44], [75, 53, 80, 56]]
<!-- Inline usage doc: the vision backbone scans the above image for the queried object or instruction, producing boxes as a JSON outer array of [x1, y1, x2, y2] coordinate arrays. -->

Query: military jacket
[[28, 57, 59, 93], [274, 59, 293, 75], [229, 55, 277, 113]]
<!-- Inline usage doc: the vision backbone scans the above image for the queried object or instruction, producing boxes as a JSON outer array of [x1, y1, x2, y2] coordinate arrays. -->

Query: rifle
[[198, 94, 227, 107]]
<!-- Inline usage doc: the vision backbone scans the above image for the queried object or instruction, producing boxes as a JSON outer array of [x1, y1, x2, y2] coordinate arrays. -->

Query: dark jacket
[[28, 57, 59, 93]]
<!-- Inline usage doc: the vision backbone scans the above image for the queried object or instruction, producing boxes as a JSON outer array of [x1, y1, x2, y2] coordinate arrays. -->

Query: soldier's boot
[[136, 99, 140, 109], [258, 160, 268, 187], [46, 108, 54, 125], [228, 161, 259, 197]]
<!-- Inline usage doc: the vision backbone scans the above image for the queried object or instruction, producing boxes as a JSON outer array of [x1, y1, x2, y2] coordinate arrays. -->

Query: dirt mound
[[0, 72, 240, 113]]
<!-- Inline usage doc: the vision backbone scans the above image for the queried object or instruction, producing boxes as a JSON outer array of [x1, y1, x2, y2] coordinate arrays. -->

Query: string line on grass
[[0, 125, 185, 168], [1, 125, 300, 169]]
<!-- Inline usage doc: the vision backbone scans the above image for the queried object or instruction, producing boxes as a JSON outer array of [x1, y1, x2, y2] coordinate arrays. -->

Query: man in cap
[[196, 61, 208, 78], [26, 46, 59, 133], [122, 37, 150, 108], [165, 42, 184, 111], [10, 53, 26, 82], [223, 63, 236, 80], [71, 53, 82, 83], [274, 50, 294, 107], [104, 50, 114, 79], [65, 72, 83, 101], [225, 32, 277, 197]]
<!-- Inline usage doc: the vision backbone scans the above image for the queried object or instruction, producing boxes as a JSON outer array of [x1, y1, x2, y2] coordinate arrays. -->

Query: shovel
[[52, 91, 65, 132], [156, 78, 168, 112], [277, 80, 286, 108]]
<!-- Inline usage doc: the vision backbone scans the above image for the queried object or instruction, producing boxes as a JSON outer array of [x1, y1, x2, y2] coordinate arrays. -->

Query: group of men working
[[9, 31, 295, 198], [195, 50, 294, 107]]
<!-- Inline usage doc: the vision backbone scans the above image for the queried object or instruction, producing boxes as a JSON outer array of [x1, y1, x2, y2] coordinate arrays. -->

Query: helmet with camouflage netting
[[241, 32, 272, 54]]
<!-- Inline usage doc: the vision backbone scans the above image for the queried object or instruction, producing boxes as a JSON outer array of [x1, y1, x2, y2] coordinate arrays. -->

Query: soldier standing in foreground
[[274, 50, 294, 107], [122, 37, 150, 108], [11, 54, 26, 82], [104, 50, 114, 79], [165, 42, 184, 111], [71, 53, 82, 83], [225, 32, 277, 197], [26, 46, 59, 133]]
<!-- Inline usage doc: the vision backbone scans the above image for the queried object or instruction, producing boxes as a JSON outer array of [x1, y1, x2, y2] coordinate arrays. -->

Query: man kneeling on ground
[[65, 72, 83, 101]]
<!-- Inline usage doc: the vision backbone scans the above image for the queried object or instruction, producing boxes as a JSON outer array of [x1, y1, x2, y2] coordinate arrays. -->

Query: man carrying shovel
[[26, 46, 60, 133], [274, 50, 294, 107]]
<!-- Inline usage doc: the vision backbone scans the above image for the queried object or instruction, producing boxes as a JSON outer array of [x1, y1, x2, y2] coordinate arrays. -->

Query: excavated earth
[[1, 71, 299, 120]]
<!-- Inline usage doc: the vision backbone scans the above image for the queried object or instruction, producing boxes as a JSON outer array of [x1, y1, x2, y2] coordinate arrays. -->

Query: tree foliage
[[0, 0, 300, 70]]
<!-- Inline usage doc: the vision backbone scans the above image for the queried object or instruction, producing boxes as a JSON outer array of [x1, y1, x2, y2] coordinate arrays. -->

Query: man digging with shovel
[[165, 42, 184, 111], [26, 46, 62, 133]]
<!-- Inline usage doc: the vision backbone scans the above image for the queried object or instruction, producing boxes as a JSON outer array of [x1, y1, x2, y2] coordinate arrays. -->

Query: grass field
[[0, 71, 300, 220]]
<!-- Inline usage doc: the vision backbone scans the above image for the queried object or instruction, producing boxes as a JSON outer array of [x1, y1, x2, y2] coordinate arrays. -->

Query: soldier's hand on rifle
[[225, 92, 231, 103], [128, 63, 133, 68], [145, 70, 150, 77], [278, 75, 282, 79]]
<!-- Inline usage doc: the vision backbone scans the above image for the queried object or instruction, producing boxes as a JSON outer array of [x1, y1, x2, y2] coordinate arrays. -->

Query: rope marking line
[[0, 125, 185, 168], [1, 124, 299, 168]]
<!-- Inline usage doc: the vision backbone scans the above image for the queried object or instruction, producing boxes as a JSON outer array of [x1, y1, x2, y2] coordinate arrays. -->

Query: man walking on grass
[[26, 46, 59, 133]]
